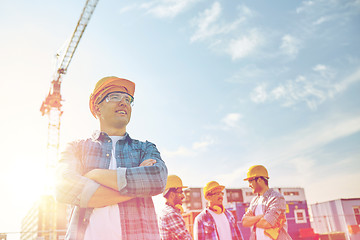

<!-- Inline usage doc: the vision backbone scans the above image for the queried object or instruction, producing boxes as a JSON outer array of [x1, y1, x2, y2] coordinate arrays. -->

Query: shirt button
[[108, 140, 111, 142], [106, 153, 109, 157]]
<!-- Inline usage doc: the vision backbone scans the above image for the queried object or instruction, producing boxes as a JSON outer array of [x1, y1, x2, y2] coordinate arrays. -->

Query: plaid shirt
[[242, 189, 292, 240], [194, 208, 242, 240], [55, 131, 168, 240], [158, 204, 192, 240]]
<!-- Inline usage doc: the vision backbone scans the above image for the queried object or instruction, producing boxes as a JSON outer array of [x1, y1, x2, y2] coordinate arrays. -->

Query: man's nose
[[117, 98, 127, 106]]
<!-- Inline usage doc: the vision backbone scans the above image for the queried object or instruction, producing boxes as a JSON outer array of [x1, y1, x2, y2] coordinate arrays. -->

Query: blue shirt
[[55, 131, 168, 240], [194, 208, 242, 240]]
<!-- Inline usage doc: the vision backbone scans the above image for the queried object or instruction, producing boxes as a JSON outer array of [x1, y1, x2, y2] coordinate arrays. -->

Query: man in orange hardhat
[[56, 76, 168, 240], [193, 181, 242, 240], [242, 165, 292, 240], [158, 175, 192, 240]]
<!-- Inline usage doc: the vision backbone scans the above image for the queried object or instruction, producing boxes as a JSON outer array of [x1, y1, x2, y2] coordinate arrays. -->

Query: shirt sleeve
[[193, 214, 205, 240], [241, 197, 255, 222], [193, 216, 199, 240], [118, 141, 168, 196], [55, 141, 100, 207], [165, 212, 193, 240], [263, 194, 287, 227]]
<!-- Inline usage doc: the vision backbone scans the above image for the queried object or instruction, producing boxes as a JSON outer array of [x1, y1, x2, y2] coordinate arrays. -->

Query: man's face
[[173, 188, 185, 206], [207, 189, 224, 206], [97, 92, 132, 129], [248, 177, 262, 194]]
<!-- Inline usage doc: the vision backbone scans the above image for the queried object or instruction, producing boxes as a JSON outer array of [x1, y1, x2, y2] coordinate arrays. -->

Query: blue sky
[[0, 0, 359, 237]]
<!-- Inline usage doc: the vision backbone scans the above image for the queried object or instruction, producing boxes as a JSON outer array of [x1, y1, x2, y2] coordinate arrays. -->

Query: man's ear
[[94, 104, 101, 118], [168, 191, 175, 200]]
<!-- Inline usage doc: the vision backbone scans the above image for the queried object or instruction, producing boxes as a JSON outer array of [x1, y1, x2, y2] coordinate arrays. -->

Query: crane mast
[[40, 0, 99, 191], [38, 1, 99, 239]]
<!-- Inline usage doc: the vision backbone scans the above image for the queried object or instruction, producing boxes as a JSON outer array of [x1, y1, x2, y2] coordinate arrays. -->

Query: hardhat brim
[[243, 176, 269, 181], [205, 185, 225, 197]]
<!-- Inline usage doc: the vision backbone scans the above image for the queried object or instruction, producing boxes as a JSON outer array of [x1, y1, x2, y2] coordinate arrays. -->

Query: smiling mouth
[[116, 110, 127, 114]]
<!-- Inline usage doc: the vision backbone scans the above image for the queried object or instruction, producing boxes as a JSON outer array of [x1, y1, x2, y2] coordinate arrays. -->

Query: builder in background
[[193, 181, 242, 240], [56, 76, 168, 240], [242, 165, 292, 240], [158, 175, 192, 240]]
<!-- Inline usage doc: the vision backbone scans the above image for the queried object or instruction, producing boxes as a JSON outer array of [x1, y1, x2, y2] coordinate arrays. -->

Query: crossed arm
[[84, 159, 156, 208], [242, 196, 286, 229], [242, 211, 272, 229], [55, 141, 167, 208]]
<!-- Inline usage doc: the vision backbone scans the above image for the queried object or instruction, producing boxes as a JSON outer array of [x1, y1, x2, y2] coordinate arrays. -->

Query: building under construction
[[20, 196, 68, 240]]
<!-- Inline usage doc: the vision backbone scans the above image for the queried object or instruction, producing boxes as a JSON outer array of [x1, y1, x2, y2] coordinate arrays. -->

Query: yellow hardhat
[[89, 76, 135, 118], [203, 181, 225, 199], [163, 175, 187, 196], [244, 165, 269, 181]]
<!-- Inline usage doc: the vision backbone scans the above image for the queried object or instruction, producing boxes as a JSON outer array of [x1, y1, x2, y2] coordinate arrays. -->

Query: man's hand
[[140, 159, 156, 166], [242, 213, 264, 228], [244, 210, 255, 216]]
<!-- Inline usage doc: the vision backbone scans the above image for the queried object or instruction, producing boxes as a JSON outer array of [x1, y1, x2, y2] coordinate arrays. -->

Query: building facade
[[21, 195, 68, 240], [311, 198, 360, 240]]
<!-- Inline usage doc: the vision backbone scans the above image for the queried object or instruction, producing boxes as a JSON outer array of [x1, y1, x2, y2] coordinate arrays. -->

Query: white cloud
[[144, 0, 201, 18], [190, 2, 222, 42], [221, 113, 242, 129], [227, 29, 263, 60], [313, 64, 336, 79], [313, 16, 331, 25], [250, 83, 268, 103], [296, 0, 315, 14], [162, 146, 195, 158], [190, 3, 252, 43], [332, 67, 360, 94], [280, 34, 301, 58], [250, 67, 360, 110], [190, 2, 245, 43], [162, 136, 215, 158], [118, 4, 139, 14], [313, 64, 327, 72], [271, 85, 286, 100], [192, 136, 215, 150]]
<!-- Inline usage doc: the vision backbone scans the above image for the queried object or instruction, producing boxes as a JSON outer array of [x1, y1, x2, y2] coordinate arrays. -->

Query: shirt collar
[[262, 188, 273, 198], [91, 130, 132, 143]]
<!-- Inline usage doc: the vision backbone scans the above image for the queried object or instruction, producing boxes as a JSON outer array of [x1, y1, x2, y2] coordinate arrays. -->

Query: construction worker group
[[56, 76, 292, 240]]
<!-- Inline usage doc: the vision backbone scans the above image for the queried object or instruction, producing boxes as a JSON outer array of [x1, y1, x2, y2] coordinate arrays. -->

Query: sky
[[0, 0, 359, 238]]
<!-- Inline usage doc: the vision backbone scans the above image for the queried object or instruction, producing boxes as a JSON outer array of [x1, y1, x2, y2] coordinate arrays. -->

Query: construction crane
[[37, 1, 99, 240], [40, 0, 99, 193]]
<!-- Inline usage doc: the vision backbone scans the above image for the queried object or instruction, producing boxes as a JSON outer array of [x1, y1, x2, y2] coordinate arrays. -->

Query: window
[[191, 191, 201, 199], [192, 201, 202, 209], [226, 189, 242, 202], [284, 191, 299, 196], [354, 206, 360, 225], [294, 209, 307, 224]]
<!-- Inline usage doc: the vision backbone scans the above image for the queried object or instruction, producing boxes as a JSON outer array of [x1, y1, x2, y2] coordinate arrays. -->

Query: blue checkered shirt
[[55, 131, 168, 240], [158, 204, 192, 240], [242, 189, 292, 240], [194, 208, 242, 240]]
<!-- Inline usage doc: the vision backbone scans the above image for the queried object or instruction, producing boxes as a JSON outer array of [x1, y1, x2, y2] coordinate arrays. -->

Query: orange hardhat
[[89, 76, 135, 118], [203, 181, 225, 199], [244, 165, 269, 181], [163, 175, 188, 197]]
